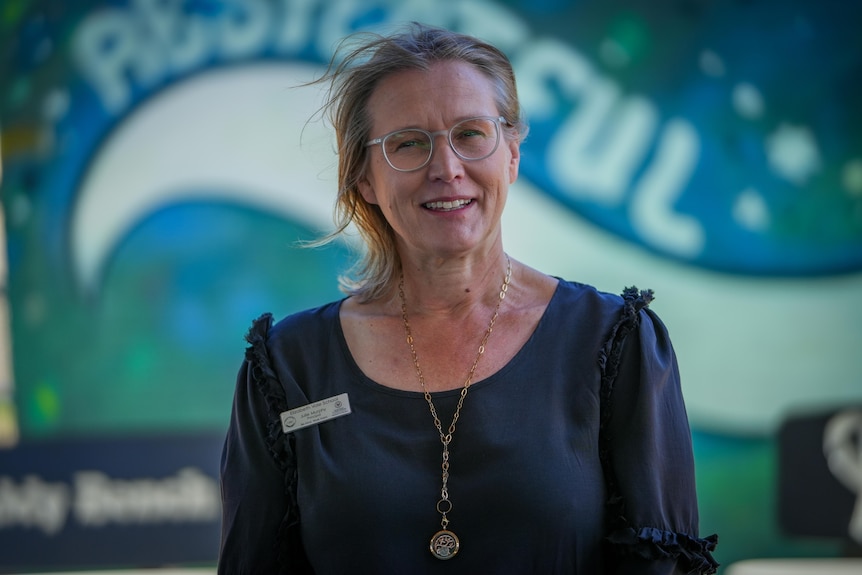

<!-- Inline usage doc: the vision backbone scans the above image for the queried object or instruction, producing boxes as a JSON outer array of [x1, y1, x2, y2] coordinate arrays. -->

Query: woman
[[218, 23, 718, 574]]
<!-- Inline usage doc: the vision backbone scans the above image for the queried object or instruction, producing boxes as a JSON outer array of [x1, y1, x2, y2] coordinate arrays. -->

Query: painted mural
[[1, 0, 860, 570]]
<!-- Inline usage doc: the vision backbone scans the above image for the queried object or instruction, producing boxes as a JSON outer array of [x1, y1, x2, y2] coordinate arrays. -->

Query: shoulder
[[547, 280, 669, 358], [241, 299, 347, 401], [252, 299, 344, 345], [241, 300, 345, 374], [551, 279, 647, 323]]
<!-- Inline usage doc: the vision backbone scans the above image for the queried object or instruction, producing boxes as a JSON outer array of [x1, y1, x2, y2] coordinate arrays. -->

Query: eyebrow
[[376, 114, 502, 134]]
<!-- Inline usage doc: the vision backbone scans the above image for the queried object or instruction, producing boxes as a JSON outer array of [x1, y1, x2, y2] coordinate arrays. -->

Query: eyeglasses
[[365, 116, 505, 172]]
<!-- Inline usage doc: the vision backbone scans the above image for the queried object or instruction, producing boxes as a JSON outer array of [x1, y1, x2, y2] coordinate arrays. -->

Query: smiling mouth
[[423, 199, 473, 211]]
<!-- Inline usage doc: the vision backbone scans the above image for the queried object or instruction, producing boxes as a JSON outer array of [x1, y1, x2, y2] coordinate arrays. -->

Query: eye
[[386, 130, 430, 153], [453, 127, 486, 140], [452, 119, 493, 142]]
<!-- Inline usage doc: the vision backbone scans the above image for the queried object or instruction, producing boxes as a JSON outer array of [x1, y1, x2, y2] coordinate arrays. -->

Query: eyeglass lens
[[382, 117, 499, 171]]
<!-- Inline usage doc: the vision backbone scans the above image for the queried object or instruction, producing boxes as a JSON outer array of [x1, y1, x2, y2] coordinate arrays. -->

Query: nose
[[426, 131, 464, 181]]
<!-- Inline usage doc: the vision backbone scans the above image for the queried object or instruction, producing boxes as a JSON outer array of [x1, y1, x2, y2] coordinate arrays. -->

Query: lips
[[422, 199, 473, 211]]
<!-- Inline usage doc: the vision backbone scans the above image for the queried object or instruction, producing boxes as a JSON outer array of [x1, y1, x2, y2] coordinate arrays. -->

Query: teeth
[[424, 199, 471, 210]]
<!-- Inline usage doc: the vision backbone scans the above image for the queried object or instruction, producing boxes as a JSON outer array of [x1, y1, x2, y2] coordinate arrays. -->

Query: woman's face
[[358, 60, 520, 262]]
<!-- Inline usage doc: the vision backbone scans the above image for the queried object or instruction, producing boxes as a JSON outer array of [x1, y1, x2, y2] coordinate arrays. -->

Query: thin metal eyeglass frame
[[364, 116, 506, 172]]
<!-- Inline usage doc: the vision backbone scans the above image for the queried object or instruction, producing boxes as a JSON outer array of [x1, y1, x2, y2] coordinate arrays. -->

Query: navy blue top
[[218, 280, 718, 574]]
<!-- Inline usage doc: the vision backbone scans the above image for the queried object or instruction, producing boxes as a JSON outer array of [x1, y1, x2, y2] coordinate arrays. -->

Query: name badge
[[280, 393, 351, 433]]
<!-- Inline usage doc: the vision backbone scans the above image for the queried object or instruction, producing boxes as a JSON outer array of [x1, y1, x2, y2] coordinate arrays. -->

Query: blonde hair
[[311, 23, 527, 302]]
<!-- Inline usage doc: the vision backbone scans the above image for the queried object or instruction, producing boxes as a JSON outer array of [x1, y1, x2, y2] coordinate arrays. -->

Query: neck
[[396, 249, 511, 317]]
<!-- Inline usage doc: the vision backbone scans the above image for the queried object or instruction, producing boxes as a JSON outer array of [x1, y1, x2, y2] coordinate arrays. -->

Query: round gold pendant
[[430, 529, 460, 560]]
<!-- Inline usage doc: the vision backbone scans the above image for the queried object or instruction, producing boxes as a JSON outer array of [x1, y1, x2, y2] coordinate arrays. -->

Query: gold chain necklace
[[397, 255, 512, 560]]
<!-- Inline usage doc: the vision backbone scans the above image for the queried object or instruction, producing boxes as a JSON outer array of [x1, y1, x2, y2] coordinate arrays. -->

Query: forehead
[[366, 60, 499, 129]]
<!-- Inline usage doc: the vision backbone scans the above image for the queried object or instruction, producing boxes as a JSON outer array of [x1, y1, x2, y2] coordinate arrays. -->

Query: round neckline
[[333, 280, 564, 398]]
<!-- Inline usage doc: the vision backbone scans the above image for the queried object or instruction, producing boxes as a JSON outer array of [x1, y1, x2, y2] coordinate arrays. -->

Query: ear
[[358, 175, 379, 205], [507, 139, 521, 184]]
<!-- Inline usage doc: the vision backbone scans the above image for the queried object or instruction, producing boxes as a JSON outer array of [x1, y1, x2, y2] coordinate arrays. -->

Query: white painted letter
[[630, 119, 704, 258], [73, 8, 161, 113]]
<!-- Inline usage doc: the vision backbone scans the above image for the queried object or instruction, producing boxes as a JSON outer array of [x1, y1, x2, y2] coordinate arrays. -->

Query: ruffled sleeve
[[217, 314, 313, 574], [598, 288, 719, 575]]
